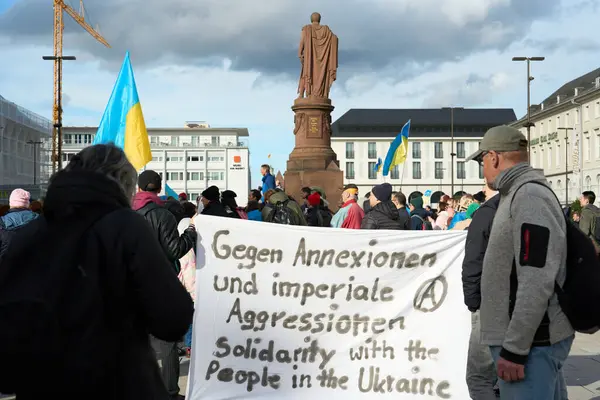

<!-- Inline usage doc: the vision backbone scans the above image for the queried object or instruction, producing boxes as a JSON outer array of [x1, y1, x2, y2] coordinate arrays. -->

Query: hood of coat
[[132, 191, 164, 211], [0, 209, 39, 231], [491, 162, 547, 195], [371, 200, 399, 220]]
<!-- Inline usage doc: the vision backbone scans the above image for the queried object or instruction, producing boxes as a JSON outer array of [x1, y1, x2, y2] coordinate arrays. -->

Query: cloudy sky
[[1, 0, 598, 187]]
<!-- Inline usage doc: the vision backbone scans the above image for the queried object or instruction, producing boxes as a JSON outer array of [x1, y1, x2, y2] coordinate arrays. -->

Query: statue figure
[[297, 13, 339, 99]]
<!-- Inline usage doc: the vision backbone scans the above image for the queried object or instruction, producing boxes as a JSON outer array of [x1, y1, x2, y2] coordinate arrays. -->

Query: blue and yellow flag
[[382, 120, 411, 176], [93, 52, 152, 170], [373, 157, 382, 172]]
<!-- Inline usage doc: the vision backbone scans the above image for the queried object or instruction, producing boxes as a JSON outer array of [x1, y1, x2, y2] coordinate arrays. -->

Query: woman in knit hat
[[0, 188, 39, 259]]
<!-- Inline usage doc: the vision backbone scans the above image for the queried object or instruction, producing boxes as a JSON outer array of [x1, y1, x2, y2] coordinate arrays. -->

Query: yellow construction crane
[[46, 0, 110, 173]]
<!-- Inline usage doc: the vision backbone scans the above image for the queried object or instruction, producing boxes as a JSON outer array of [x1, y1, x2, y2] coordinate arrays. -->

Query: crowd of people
[[0, 125, 598, 399]]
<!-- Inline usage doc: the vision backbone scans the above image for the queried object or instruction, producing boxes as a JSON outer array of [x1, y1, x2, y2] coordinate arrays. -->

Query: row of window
[[160, 171, 225, 181], [151, 154, 225, 162], [345, 141, 467, 160], [536, 101, 600, 136], [345, 161, 483, 180], [532, 130, 600, 169]]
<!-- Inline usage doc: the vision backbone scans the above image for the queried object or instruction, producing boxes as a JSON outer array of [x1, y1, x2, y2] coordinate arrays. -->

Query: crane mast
[[50, 0, 110, 173]]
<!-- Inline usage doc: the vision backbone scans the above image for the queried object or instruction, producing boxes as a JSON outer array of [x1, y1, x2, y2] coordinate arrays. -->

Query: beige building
[[510, 67, 600, 205]]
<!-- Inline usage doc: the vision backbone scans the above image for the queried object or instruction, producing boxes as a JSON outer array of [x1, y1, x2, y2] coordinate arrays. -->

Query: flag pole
[[400, 162, 406, 191]]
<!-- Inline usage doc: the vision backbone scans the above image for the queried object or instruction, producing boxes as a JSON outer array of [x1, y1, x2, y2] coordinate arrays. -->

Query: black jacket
[[360, 201, 403, 230], [462, 194, 500, 312], [410, 208, 429, 230], [307, 206, 333, 227], [201, 200, 228, 217], [2, 170, 194, 399], [397, 207, 410, 230], [134, 199, 196, 265]]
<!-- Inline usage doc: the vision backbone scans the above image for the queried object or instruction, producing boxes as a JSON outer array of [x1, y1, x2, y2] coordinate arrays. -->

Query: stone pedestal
[[285, 97, 343, 210]]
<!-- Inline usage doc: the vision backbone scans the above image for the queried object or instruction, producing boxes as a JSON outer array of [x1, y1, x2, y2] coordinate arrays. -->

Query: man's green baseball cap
[[466, 125, 528, 162]]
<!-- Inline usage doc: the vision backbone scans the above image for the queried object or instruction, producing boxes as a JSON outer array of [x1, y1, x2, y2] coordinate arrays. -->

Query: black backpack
[[0, 213, 110, 392], [266, 200, 294, 225], [511, 181, 600, 333], [411, 214, 432, 230]]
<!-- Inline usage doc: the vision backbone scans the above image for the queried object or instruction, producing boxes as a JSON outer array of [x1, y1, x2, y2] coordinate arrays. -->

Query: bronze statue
[[297, 12, 338, 99]]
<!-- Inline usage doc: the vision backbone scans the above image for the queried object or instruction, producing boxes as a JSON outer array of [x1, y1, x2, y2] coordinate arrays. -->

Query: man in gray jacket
[[467, 125, 574, 399]]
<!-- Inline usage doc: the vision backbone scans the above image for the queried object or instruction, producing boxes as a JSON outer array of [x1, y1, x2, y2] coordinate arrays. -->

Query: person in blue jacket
[[260, 164, 276, 200]]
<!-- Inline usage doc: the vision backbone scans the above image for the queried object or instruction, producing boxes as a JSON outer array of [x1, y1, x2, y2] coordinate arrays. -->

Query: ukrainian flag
[[382, 119, 411, 176], [374, 157, 383, 172], [93, 51, 152, 170]]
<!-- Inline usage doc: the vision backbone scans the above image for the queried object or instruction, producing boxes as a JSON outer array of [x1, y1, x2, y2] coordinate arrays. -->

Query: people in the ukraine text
[[472, 125, 573, 399]]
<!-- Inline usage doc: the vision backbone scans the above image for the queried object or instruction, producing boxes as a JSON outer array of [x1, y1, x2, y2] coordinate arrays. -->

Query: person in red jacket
[[330, 184, 364, 229]]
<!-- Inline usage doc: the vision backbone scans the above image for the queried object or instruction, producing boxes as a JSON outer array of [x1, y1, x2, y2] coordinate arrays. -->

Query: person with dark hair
[[391, 192, 410, 230], [222, 190, 247, 219], [361, 183, 403, 230], [200, 186, 228, 217], [579, 190, 600, 253], [164, 199, 185, 223], [131, 170, 196, 399], [249, 189, 262, 203], [473, 191, 486, 204], [0, 144, 193, 399], [246, 201, 263, 221], [300, 187, 312, 215], [260, 164, 275, 200], [30, 200, 43, 215], [363, 192, 372, 214]]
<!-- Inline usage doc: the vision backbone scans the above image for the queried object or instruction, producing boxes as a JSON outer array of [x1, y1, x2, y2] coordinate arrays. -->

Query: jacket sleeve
[[501, 188, 566, 364], [360, 213, 377, 229], [579, 207, 593, 237], [157, 209, 196, 262], [127, 213, 194, 341], [461, 207, 494, 312]]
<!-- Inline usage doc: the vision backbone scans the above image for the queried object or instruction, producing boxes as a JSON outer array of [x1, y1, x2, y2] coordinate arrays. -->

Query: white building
[[331, 108, 517, 204], [0, 95, 52, 203], [510, 67, 600, 205], [62, 122, 251, 205]]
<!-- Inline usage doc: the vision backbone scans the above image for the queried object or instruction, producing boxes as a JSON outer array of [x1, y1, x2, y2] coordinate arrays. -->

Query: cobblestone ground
[[2, 333, 599, 399]]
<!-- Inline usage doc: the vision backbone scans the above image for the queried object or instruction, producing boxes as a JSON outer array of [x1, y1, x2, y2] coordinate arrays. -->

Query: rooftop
[[331, 108, 517, 138], [63, 126, 250, 137]]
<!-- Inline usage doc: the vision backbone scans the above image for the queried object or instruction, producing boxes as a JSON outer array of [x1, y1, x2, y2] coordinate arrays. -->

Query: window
[[346, 142, 355, 159], [457, 161, 466, 179], [368, 142, 377, 159], [586, 136, 591, 161], [62, 153, 75, 162], [595, 102, 600, 118], [586, 176, 592, 191], [63, 134, 72, 144], [368, 162, 377, 179], [412, 142, 421, 159], [211, 136, 220, 146], [345, 162, 355, 179], [479, 163, 484, 179], [434, 142, 443, 158], [556, 143, 560, 166], [547, 146, 552, 168], [170, 136, 178, 146], [390, 165, 400, 179], [208, 171, 224, 181], [151, 155, 164, 162], [412, 162, 421, 179], [575, 109, 580, 124], [150, 136, 159, 145], [187, 172, 203, 181], [435, 162, 444, 179], [168, 172, 184, 181], [187, 154, 204, 162], [548, 118, 553, 132], [166, 152, 184, 162], [190, 193, 199, 202], [556, 115, 561, 129], [456, 142, 465, 158], [566, 112, 571, 125], [207, 152, 224, 162], [585, 105, 590, 121], [596, 129, 600, 158]]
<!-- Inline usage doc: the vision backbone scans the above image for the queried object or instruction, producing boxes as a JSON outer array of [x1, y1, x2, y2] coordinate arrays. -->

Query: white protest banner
[[187, 216, 470, 399]]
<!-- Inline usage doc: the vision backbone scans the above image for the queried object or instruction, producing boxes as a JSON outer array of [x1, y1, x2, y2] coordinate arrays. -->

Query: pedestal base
[[285, 96, 343, 211]]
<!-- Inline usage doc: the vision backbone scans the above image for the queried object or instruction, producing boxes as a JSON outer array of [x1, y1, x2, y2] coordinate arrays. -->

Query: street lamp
[[27, 140, 43, 186], [42, 55, 76, 172], [558, 127, 574, 205], [512, 56, 545, 161]]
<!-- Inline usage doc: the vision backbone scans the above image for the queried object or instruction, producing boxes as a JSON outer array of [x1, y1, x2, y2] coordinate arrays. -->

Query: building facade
[[510, 67, 600, 205], [62, 122, 251, 204], [331, 108, 517, 203], [0, 95, 52, 203]]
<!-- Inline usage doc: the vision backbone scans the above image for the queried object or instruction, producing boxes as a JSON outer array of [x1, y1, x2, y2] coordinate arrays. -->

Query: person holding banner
[[471, 126, 573, 399]]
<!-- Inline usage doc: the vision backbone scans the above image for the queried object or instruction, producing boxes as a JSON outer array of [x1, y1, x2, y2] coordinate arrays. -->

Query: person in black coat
[[0, 144, 193, 399], [392, 192, 411, 230], [462, 186, 500, 399], [200, 186, 228, 217], [361, 183, 403, 230]]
